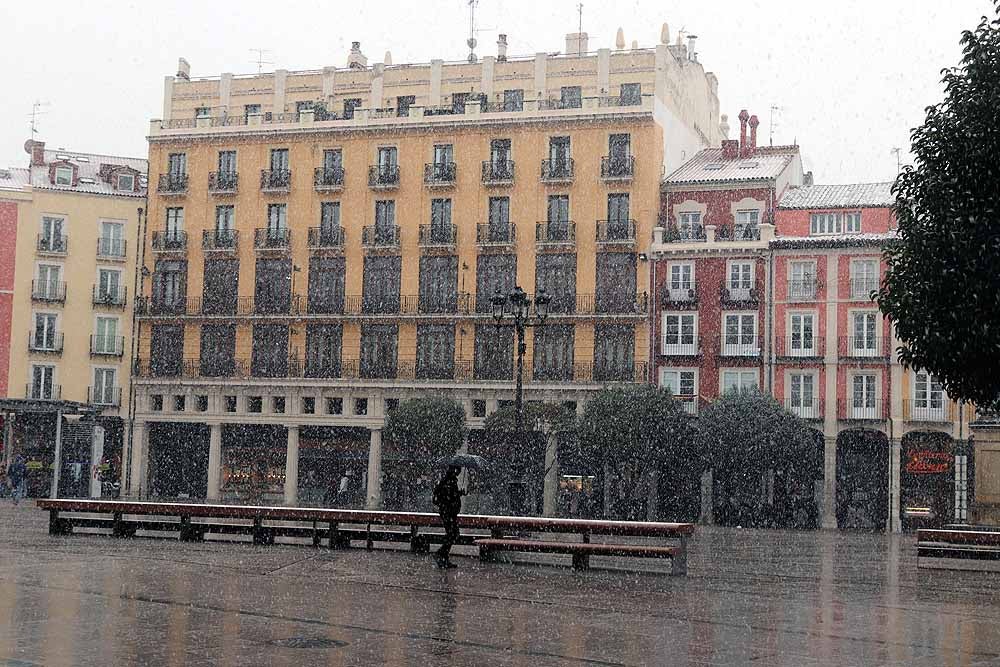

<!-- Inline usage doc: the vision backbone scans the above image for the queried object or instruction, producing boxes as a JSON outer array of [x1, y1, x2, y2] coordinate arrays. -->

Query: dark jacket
[[433, 475, 463, 517], [8, 462, 27, 484]]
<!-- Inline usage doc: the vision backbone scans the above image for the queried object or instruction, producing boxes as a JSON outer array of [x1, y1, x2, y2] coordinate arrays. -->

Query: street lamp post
[[491, 286, 551, 514]]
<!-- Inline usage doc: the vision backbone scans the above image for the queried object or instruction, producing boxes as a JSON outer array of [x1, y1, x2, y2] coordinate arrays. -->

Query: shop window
[[196, 395, 208, 412], [150, 394, 163, 411], [224, 395, 237, 412], [354, 398, 368, 416], [272, 396, 286, 414], [472, 400, 487, 418], [326, 397, 343, 415], [302, 397, 316, 414], [174, 395, 186, 411], [247, 396, 262, 413]]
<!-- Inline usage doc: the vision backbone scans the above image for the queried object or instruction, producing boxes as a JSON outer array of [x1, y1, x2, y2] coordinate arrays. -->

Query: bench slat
[[475, 539, 679, 558]]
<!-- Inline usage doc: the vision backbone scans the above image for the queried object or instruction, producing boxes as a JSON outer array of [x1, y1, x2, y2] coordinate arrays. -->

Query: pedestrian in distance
[[432, 465, 466, 569], [8, 455, 27, 506]]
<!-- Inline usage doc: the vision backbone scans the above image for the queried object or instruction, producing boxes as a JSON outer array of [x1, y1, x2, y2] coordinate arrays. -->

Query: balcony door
[[269, 148, 289, 173], [93, 368, 116, 404], [607, 193, 630, 239], [914, 371, 944, 420], [165, 208, 184, 245], [375, 200, 396, 244], [546, 195, 570, 240], [31, 364, 55, 399], [95, 317, 118, 354], [723, 313, 757, 355], [167, 153, 187, 179], [669, 264, 694, 300], [101, 221, 124, 256], [852, 311, 878, 355], [548, 137, 570, 168], [37, 264, 61, 298], [728, 262, 753, 300], [851, 374, 878, 418], [789, 261, 816, 299], [790, 313, 815, 356], [430, 199, 452, 242], [377, 147, 398, 172], [266, 204, 287, 244], [490, 139, 511, 166], [661, 313, 697, 355], [40, 216, 64, 251], [789, 373, 816, 418], [488, 197, 510, 241], [33, 313, 57, 350]]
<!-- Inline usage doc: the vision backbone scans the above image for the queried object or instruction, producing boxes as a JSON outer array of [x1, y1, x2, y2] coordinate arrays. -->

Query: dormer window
[[54, 166, 73, 186], [116, 173, 135, 191]]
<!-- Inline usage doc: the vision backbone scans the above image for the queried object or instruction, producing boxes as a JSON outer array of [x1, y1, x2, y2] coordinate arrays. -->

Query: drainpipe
[[125, 206, 146, 495], [648, 253, 657, 384]]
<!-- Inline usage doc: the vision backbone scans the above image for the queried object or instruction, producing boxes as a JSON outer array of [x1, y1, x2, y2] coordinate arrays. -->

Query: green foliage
[[384, 397, 467, 471], [878, 6, 1000, 410], [477, 403, 575, 483]]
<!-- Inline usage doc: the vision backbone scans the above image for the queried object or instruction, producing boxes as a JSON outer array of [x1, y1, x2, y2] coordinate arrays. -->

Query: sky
[[0, 0, 994, 184]]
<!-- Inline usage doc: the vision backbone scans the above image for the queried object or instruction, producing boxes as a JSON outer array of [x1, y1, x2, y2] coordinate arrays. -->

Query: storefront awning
[[0, 398, 103, 416]]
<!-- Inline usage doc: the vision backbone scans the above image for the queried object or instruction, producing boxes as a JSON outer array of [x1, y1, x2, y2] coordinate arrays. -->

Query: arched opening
[[836, 428, 889, 530], [148, 422, 209, 499], [901, 430, 956, 529], [773, 427, 825, 529]]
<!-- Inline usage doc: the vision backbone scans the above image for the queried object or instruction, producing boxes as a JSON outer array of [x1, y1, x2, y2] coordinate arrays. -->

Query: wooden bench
[[917, 528, 1000, 572], [475, 538, 684, 573]]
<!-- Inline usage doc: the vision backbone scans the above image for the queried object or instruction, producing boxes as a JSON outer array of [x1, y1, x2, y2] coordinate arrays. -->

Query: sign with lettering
[[905, 451, 952, 474]]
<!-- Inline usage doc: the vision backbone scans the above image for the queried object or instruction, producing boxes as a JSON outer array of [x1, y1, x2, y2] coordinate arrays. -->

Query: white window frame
[[734, 209, 759, 239], [727, 260, 754, 300], [116, 173, 135, 191], [722, 312, 758, 356], [721, 369, 758, 394], [661, 312, 698, 356], [35, 263, 63, 299], [667, 262, 695, 301], [99, 220, 125, 257], [94, 316, 120, 354], [677, 211, 702, 240], [54, 166, 73, 186], [788, 311, 816, 356], [850, 310, 879, 356], [30, 364, 56, 399], [850, 258, 879, 300], [809, 211, 862, 235], [788, 372, 818, 419], [660, 368, 698, 414], [913, 371, 946, 421], [850, 373, 879, 419], [32, 311, 59, 350], [92, 367, 118, 405], [788, 260, 817, 300]]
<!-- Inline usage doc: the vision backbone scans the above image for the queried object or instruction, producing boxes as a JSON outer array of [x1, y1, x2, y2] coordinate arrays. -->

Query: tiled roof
[[30, 149, 148, 198], [664, 146, 799, 186], [0, 167, 30, 192], [770, 231, 898, 250], [778, 182, 894, 209]]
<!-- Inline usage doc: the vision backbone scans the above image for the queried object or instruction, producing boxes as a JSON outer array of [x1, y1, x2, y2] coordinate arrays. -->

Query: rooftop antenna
[[249, 48, 273, 74], [891, 147, 902, 176], [577, 3, 584, 54], [769, 105, 781, 146], [28, 100, 49, 137], [467, 0, 479, 63]]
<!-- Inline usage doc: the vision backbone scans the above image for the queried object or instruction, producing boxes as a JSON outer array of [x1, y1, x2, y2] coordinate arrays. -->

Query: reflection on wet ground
[[1, 502, 999, 666]]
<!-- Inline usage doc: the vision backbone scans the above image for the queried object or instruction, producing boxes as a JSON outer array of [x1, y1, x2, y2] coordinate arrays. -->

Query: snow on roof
[[30, 149, 148, 198], [778, 182, 894, 210], [0, 167, 30, 192], [664, 146, 800, 186], [770, 231, 898, 250]]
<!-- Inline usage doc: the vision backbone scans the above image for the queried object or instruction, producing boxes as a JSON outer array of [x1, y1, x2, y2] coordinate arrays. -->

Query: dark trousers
[[436, 514, 460, 560]]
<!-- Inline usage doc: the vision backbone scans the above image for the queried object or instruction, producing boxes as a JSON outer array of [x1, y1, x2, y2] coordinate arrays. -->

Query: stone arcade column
[[366, 428, 383, 510], [888, 438, 902, 533], [821, 437, 838, 529], [128, 422, 148, 499], [542, 431, 559, 517], [206, 423, 222, 502], [284, 425, 300, 506]]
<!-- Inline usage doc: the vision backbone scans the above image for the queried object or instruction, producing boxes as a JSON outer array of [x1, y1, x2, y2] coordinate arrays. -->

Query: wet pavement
[[1, 502, 999, 667]]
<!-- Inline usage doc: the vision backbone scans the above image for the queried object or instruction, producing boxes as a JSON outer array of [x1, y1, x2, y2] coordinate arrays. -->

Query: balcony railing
[[25, 384, 61, 400], [596, 220, 636, 244], [157, 173, 188, 194], [720, 285, 758, 304], [838, 336, 891, 360], [600, 156, 635, 180], [788, 279, 820, 302], [31, 280, 66, 303], [675, 395, 701, 415], [368, 165, 400, 188], [586, 361, 650, 383], [202, 229, 239, 252], [28, 332, 63, 353], [540, 158, 574, 182], [308, 226, 345, 249], [362, 225, 401, 248], [903, 399, 955, 423], [476, 223, 516, 246], [96, 236, 126, 259], [535, 222, 576, 245], [90, 335, 125, 357], [783, 399, 823, 420], [254, 228, 291, 250], [719, 224, 761, 241], [838, 398, 887, 421], [719, 338, 761, 357], [849, 278, 879, 301], [151, 230, 187, 252], [89, 386, 122, 407], [775, 336, 825, 359], [481, 160, 514, 185], [314, 166, 345, 191], [92, 284, 127, 308], [660, 335, 701, 357], [37, 234, 67, 254], [662, 284, 697, 306], [665, 223, 707, 242], [424, 162, 457, 186], [208, 171, 238, 194], [418, 224, 457, 247], [260, 169, 291, 192]]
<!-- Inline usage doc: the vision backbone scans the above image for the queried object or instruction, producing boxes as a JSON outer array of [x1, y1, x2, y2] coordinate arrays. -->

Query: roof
[[664, 146, 800, 186], [778, 182, 894, 210], [0, 167, 29, 192], [770, 231, 898, 250], [30, 149, 148, 198]]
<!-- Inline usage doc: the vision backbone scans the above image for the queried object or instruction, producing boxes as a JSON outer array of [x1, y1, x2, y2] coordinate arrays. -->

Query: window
[[432, 143, 454, 166], [150, 324, 183, 376], [396, 95, 415, 116], [301, 397, 315, 414], [502, 89, 524, 112], [416, 325, 455, 379], [789, 313, 816, 355], [850, 259, 879, 299], [251, 324, 289, 377], [305, 324, 342, 378], [167, 153, 187, 178], [218, 150, 237, 174], [677, 211, 702, 240], [97, 268, 122, 303], [32, 313, 58, 350], [195, 106, 211, 118], [535, 253, 576, 314], [418, 255, 458, 313], [202, 258, 238, 315], [789, 261, 816, 300], [620, 82, 641, 105], [487, 197, 511, 240], [116, 173, 134, 191], [31, 364, 55, 399], [913, 371, 945, 419], [374, 199, 396, 244], [322, 149, 342, 172], [490, 139, 511, 165], [307, 256, 345, 314], [661, 313, 697, 355], [196, 395, 209, 412], [476, 254, 516, 313], [734, 210, 760, 240], [605, 134, 632, 177], [266, 203, 287, 240], [94, 317, 118, 354], [667, 263, 695, 301], [594, 324, 634, 381], [295, 101, 314, 114], [606, 193, 631, 239], [548, 136, 571, 166], [54, 166, 73, 186], [272, 396, 286, 414], [244, 104, 261, 121], [319, 202, 341, 239], [810, 211, 861, 235], [451, 92, 470, 114], [722, 370, 758, 394], [40, 216, 65, 252], [660, 369, 697, 414], [789, 373, 817, 417], [851, 373, 878, 418], [728, 261, 753, 300], [851, 311, 879, 355], [150, 394, 164, 412], [92, 368, 117, 405], [247, 396, 262, 413], [546, 194, 570, 241], [254, 258, 291, 314], [36, 264, 62, 299], [99, 221, 124, 257], [723, 313, 758, 355], [472, 400, 487, 418], [474, 325, 513, 380], [429, 198, 453, 242], [214, 205, 235, 238], [377, 146, 398, 170], [362, 255, 401, 314], [165, 207, 184, 243], [595, 252, 636, 314], [343, 98, 362, 119], [354, 398, 368, 416], [151, 260, 186, 313], [200, 324, 236, 377], [360, 324, 398, 379], [224, 395, 237, 413], [559, 86, 582, 109], [532, 324, 574, 381], [326, 397, 343, 415]]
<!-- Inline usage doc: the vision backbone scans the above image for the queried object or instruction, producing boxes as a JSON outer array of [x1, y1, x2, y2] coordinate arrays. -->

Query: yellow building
[[132, 27, 724, 510], [3, 140, 146, 496]]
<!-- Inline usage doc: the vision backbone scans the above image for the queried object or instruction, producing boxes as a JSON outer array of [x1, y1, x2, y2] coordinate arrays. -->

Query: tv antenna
[[466, 1, 496, 63], [891, 147, 902, 175], [577, 3, 584, 52], [249, 48, 273, 74], [28, 100, 50, 137], [769, 105, 781, 147]]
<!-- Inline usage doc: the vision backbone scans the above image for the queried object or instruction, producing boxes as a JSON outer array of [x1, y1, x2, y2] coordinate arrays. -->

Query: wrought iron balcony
[[675, 395, 701, 416], [28, 331, 63, 353], [838, 398, 886, 421], [783, 399, 823, 420], [313, 166, 345, 191], [254, 228, 291, 250], [89, 386, 122, 407], [838, 336, 892, 360], [151, 230, 187, 253], [362, 225, 400, 248], [660, 335, 701, 357], [424, 162, 457, 186], [481, 160, 514, 185], [208, 171, 238, 194], [92, 284, 127, 308], [260, 169, 291, 192], [25, 384, 61, 400], [31, 280, 66, 303], [716, 224, 761, 241], [719, 337, 761, 357], [787, 279, 820, 302], [600, 156, 635, 180], [775, 336, 825, 360], [720, 285, 759, 305], [589, 361, 650, 383], [37, 234, 67, 254], [368, 165, 400, 188], [476, 223, 516, 247], [202, 229, 239, 252], [96, 236, 126, 259], [157, 173, 188, 194], [535, 222, 576, 245], [540, 158, 574, 182], [662, 284, 698, 307], [665, 222, 707, 242], [308, 226, 345, 249], [903, 399, 955, 423], [849, 278, 879, 301], [90, 335, 125, 357], [596, 220, 636, 244], [418, 224, 457, 247]]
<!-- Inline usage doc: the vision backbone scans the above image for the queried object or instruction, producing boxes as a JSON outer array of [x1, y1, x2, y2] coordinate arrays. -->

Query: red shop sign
[[905, 451, 952, 474]]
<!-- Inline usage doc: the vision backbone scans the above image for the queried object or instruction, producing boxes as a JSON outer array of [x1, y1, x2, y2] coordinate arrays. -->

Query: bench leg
[[572, 553, 590, 570], [252, 518, 273, 546], [671, 537, 688, 576], [49, 509, 72, 536], [409, 526, 429, 554], [328, 522, 348, 549], [479, 546, 497, 562], [111, 512, 136, 538], [179, 516, 204, 542], [311, 521, 320, 548], [365, 523, 374, 551]]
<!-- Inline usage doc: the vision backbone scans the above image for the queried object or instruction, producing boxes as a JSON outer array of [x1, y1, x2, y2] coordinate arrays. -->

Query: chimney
[[497, 34, 508, 62], [660, 23, 670, 45], [738, 109, 749, 157], [721, 139, 739, 160], [383, 50, 392, 66], [26, 140, 46, 167], [615, 27, 625, 50], [176, 57, 191, 81], [719, 113, 730, 139], [747, 114, 759, 157], [348, 41, 368, 70], [566, 32, 589, 55], [686, 34, 697, 61]]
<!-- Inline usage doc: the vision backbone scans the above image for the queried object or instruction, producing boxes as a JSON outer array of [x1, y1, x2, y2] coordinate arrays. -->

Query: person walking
[[432, 466, 466, 568], [8, 456, 27, 506]]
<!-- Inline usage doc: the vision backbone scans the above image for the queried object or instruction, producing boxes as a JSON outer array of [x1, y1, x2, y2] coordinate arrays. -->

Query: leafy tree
[[384, 397, 467, 488], [878, 6, 1000, 410], [578, 386, 696, 519]]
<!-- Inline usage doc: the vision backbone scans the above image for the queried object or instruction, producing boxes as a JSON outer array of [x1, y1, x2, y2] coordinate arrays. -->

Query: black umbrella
[[437, 454, 488, 471]]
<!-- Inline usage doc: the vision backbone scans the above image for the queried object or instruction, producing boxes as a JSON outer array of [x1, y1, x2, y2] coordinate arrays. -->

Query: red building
[[0, 168, 28, 399]]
